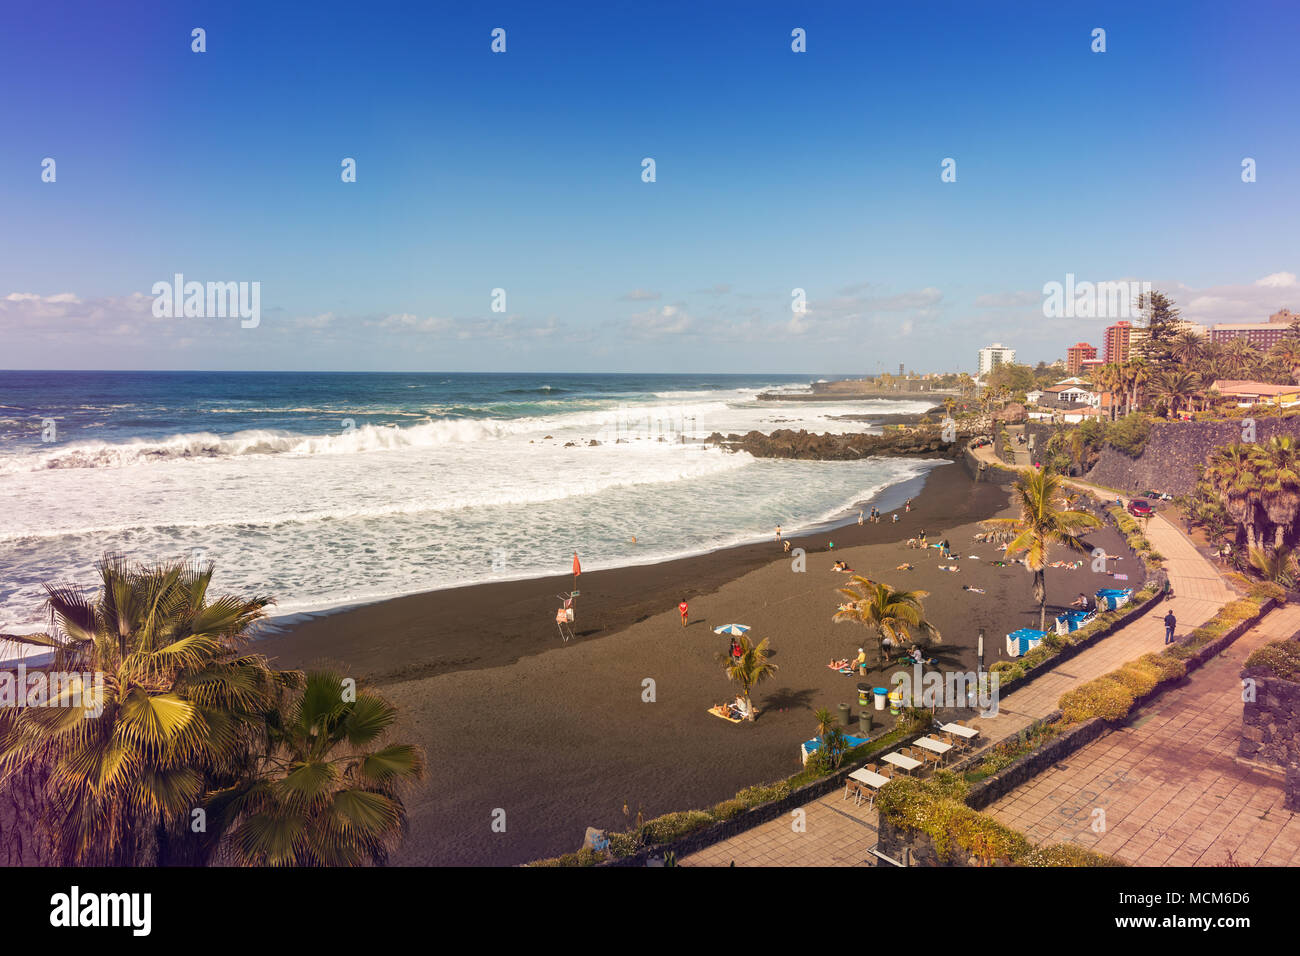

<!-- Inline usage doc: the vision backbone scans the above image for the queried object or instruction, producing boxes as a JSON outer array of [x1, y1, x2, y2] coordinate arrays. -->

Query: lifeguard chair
[[555, 593, 576, 643]]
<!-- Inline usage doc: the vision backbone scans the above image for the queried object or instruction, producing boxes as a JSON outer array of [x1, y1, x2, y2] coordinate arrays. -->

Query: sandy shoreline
[[255, 460, 1132, 866]]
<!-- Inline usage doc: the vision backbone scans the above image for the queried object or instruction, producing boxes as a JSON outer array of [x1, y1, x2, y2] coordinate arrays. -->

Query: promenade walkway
[[984, 604, 1300, 865], [682, 453, 1243, 866], [966, 510, 1234, 740]]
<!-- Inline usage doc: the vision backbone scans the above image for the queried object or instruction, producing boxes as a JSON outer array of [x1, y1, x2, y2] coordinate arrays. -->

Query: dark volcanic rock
[[712, 427, 967, 461]]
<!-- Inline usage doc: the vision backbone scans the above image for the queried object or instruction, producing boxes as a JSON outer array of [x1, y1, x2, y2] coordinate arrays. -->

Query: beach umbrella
[[712, 624, 751, 637]]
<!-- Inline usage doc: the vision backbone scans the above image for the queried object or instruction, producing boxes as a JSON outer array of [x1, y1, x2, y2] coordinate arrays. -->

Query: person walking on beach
[[775, 525, 782, 543], [858, 511, 864, 526], [679, 599, 689, 627], [905, 498, 911, 512], [1163, 609, 1177, 644]]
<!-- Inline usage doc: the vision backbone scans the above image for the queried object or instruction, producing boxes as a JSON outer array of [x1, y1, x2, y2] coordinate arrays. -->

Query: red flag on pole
[[572, 553, 582, 576]]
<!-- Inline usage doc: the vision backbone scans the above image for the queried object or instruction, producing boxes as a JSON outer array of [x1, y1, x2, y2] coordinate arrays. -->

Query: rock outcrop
[[706, 427, 968, 461]]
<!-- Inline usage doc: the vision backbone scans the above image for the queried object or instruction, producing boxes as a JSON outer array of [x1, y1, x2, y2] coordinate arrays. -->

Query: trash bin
[[857, 682, 871, 706], [888, 689, 903, 716], [873, 687, 888, 710], [839, 702, 851, 728], [857, 709, 872, 736]]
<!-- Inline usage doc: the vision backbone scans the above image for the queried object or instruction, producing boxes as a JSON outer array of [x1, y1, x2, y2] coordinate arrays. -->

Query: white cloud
[[1256, 272, 1297, 288]]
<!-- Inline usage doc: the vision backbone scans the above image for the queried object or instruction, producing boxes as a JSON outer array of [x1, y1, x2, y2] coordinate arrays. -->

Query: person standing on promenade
[[1163, 609, 1177, 644], [679, 599, 689, 627]]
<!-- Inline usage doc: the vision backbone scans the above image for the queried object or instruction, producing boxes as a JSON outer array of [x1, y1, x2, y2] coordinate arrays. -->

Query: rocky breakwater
[[705, 426, 969, 461]]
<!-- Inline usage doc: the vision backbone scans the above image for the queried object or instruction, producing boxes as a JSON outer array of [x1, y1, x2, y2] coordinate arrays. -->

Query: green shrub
[[1243, 640, 1300, 681], [606, 832, 640, 857], [1024, 844, 1126, 867], [1249, 581, 1287, 602], [1219, 600, 1261, 624], [1060, 676, 1136, 723], [1138, 652, 1187, 682], [709, 799, 747, 822], [642, 810, 714, 845], [734, 782, 791, 808], [1111, 661, 1161, 698], [1021, 645, 1054, 669]]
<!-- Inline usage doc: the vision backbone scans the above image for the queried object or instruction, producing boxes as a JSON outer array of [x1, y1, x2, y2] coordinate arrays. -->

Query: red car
[[1127, 500, 1154, 518]]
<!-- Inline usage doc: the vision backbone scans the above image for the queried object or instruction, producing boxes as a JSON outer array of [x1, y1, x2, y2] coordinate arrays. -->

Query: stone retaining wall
[[1086, 418, 1300, 494], [1239, 662, 1300, 811]]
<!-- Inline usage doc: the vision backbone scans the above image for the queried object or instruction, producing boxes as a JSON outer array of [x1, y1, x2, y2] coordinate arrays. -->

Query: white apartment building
[[977, 343, 1016, 375]]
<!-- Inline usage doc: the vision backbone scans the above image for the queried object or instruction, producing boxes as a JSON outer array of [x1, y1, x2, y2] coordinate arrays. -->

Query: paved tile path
[[966, 509, 1235, 740], [984, 604, 1300, 865], [682, 458, 1251, 867], [682, 789, 881, 867]]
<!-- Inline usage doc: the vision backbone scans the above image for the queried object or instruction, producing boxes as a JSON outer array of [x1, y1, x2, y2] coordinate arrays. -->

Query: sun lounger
[[1006, 628, 1046, 658]]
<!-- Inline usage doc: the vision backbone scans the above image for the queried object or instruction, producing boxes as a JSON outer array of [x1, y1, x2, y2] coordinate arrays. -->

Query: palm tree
[[812, 707, 849, 769], [1248, 545, 1297, 588], [205, 670, 424, 866], [833, 577, 941, 663], [1256, 435, 1300, 548], [0, 555, 287, 866], [1169, 330, 1205, 368], [1125, 359, 1150, 415], [1204, 444, 1265, 552], [1088, 363, 1123, 421], [981, 469, 1101, 631], [1268, 339, 1300, 383], [1152, 368, 1200, 418], [723, 634, 778, 721], [1222, 337, 1260, 376]]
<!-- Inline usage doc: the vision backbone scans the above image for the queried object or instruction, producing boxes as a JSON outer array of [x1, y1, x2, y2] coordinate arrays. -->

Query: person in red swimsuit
[[679, 600, 688, 626]]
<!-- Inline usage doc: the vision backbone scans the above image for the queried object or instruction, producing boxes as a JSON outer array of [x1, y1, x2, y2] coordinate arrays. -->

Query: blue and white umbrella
[[712, 623, 751, 637]]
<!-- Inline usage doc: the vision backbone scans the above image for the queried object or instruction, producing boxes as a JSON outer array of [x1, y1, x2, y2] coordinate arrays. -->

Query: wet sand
[[254, 461, 1132, 865]]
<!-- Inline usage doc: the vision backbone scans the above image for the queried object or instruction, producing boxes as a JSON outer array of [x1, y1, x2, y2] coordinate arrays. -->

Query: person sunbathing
[[962, 585, 986, 593], [829, 658, 850, 669], [895, 562, 914, 571], [1070, 593, 1089, 609]]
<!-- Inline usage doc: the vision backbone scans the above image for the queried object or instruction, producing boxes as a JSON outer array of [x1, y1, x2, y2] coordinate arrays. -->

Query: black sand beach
[[254, 461, 1132, 865]]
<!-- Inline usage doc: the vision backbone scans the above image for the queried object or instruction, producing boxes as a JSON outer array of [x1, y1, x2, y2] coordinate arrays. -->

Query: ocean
[[0, 371, 942, 639]]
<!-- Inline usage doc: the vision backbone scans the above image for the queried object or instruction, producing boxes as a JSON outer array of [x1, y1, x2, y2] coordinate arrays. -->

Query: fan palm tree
[[722, 634, 778, 721], [1169, 330, 1205, 368], [980, 469, 1101, 631], [1256, 435, 1300, 549], [1152, 368, 1201, 418], [1204, 443, 1265, 552], [833, 577, 941, 664], [0, 555, 288, 866], [205, 670, 424, 866]]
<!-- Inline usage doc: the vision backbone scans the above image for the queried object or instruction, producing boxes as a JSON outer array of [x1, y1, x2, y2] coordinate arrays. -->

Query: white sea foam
[[0, 387, 943, 635]]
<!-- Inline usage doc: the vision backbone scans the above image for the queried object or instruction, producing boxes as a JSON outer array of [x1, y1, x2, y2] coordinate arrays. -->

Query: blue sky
[[1, 0, 1297, 373]]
